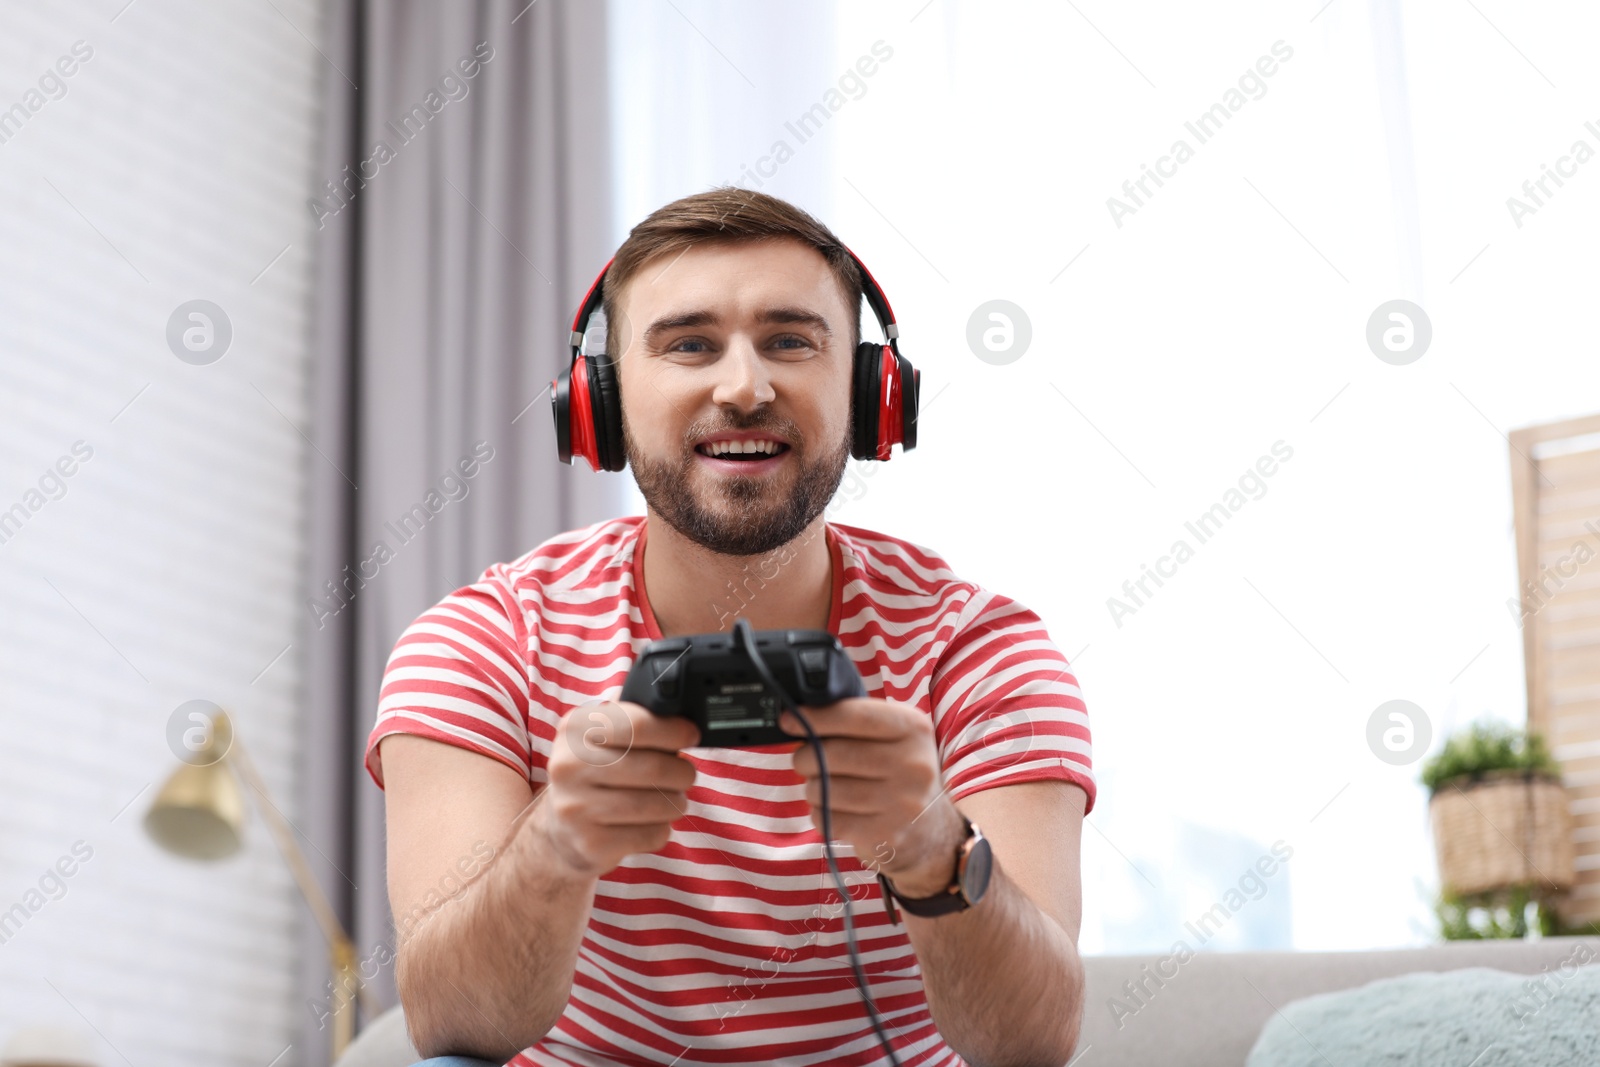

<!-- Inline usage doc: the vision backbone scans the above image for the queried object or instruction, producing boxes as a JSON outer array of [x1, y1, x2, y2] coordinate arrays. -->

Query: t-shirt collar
[[631, 517, 844, 640]]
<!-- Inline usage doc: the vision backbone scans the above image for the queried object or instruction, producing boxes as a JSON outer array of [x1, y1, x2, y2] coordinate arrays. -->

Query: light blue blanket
[[1247, 962, 1600, 1066]]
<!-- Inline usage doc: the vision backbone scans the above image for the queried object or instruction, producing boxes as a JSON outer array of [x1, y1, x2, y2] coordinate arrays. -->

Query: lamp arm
[[226, 737, 351, 952], [225, 737, 382, 1017]]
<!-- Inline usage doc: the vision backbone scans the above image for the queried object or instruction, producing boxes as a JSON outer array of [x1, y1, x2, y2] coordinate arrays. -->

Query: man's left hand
[[780, 697, 965, 897]]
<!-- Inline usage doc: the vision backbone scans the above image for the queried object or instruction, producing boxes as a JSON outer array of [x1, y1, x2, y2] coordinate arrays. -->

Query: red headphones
[[551, 246, 920, 472]]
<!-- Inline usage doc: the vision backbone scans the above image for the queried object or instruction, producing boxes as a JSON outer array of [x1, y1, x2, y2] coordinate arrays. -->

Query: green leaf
[[1420, 719, 1560, 794]]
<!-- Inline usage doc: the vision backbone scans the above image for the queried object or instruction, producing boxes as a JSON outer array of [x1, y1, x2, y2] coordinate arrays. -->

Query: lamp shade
[[143, 758, 245, 861], [0, 1025, 98, 1066]]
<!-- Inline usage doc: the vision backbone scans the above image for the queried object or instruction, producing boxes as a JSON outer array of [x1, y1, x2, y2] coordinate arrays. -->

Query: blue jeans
[[409, 1059, 503, 1066]]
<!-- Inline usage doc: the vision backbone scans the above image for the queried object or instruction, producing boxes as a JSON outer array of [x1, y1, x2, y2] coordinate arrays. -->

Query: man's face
[[615, 237, 855, 557]]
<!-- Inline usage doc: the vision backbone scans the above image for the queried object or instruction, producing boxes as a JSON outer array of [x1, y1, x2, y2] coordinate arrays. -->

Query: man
[[368, 187, 1096, 1066]]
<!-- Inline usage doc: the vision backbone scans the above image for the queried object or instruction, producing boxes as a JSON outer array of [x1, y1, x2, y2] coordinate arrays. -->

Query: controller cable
[[731, 618, 904, 1067]]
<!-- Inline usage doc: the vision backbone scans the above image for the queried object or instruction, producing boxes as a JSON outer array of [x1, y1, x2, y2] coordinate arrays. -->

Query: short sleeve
[[364, 572, 534, 790], [929, 589, 1096, 814]]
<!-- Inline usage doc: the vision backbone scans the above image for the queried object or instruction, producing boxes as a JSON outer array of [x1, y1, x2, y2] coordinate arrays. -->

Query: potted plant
[[1424, 720, 1575, 938]]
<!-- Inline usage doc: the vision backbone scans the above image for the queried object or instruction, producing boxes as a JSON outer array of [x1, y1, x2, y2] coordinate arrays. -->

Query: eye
[[669, 337, 711, 354], [772, 335, 812, 351]]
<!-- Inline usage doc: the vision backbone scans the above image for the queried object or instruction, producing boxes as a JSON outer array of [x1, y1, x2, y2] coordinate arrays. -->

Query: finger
[[561, 702, 699, 761], [804, 806, 873, 842], [617, 822, 676, 858], [586, 787, 690, 826], [781, 699, 924, 742], [789, 737, 897, 781], [800, 774, 885, 815], [562, 822, 672, 865], [621, 701, 704, 751], [588, 748, 699, 792]]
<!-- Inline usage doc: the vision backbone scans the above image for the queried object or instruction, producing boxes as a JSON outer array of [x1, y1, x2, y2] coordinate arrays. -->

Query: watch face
[[961, 834, 993, 903]]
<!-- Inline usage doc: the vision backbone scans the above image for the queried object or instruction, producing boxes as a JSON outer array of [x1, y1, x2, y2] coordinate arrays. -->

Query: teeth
[[703, 439, 781, 456]]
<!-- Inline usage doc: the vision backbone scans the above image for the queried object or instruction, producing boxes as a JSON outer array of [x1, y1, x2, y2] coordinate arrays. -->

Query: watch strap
[[877, 814, 977, 923]]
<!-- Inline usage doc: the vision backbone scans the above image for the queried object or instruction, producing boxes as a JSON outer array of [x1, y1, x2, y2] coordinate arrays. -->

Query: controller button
[[798, 648, 829, 688], [653, 656, 683, 698]]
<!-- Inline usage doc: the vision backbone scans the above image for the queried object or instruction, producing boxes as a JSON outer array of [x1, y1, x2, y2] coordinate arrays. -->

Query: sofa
[[336, 936, 1599, 1067], [1078, 935, 1597, 1065]]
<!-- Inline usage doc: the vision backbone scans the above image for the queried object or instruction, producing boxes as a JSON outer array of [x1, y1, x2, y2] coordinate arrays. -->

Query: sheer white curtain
[[609, 1, 841, 267], [607, 0, 1600, 953], [824, 0, 1600, 953]]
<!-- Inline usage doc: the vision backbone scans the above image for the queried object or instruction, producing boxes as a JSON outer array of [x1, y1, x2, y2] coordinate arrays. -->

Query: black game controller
[[620, 628, 865, 747]]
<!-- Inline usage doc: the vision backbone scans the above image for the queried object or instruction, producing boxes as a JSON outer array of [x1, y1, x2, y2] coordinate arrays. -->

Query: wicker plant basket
[[1429, 769, 1575, 899]]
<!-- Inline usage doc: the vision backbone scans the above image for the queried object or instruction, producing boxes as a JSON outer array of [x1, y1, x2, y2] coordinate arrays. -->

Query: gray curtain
[[302, 1, 626, 1062]]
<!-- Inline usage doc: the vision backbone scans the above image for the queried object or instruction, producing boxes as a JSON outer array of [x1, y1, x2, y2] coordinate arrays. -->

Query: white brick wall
[[0, 2, 325, 1063]]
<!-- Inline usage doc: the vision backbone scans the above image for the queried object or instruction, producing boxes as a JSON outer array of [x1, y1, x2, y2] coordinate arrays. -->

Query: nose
[[709, 335, 775, 411]]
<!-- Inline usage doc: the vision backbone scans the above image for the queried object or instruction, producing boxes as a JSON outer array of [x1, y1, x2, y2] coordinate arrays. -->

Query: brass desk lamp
[[143, 707, 375, 1059]]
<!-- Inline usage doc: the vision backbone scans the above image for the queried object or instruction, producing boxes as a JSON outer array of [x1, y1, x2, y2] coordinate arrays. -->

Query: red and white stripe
[[367, 516, 1095, 1066]]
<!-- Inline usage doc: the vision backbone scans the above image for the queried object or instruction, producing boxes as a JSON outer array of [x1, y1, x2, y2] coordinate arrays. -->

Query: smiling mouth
[[693, 439, 792, 462]]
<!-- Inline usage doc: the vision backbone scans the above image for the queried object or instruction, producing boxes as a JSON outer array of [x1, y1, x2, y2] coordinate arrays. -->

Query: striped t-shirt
[[366, 515, 1095, 1067]]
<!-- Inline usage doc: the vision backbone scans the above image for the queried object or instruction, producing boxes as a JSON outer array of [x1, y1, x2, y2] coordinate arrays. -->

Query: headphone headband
[[566, 246, 899, 363]]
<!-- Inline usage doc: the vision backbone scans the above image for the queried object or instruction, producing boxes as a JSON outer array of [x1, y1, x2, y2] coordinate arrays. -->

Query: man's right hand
[[535, 700, 701, 878], [381, 702, 697, 1058]]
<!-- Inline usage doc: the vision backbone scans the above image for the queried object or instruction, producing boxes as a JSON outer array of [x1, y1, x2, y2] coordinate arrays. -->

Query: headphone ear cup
[[898, 356, 920, 452], [850, 340, 882, 461], [586, 352, 626, 472], [551, 363, 574, 464]]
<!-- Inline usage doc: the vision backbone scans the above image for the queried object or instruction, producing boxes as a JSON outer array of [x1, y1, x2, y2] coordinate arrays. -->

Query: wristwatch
[[877, 814, 993, 923]]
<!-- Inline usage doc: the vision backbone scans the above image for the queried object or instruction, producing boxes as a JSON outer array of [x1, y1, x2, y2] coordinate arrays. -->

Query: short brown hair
[[601, 187, 863, 359]]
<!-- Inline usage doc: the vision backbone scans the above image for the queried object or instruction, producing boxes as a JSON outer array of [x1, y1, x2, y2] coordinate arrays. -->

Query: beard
[[624, 408, 850, 557]]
